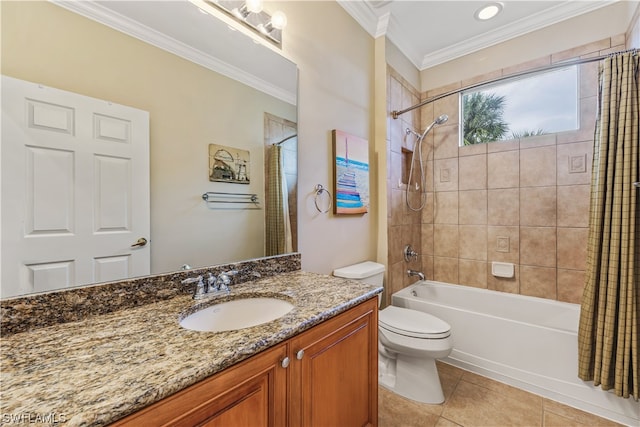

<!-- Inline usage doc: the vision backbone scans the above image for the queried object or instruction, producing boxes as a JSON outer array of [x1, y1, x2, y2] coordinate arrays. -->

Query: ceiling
[[338, 0, 620, 69], [54, 0, 631, 86]]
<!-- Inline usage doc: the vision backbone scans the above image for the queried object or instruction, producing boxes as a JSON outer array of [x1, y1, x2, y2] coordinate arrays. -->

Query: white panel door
[[1, 75, 150, 298]]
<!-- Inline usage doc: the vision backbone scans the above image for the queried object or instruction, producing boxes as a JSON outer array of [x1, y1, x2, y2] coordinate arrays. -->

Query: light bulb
[[474, 2, 503, 21], [270, 10, 287, 30], [245, 0, 263, 14]]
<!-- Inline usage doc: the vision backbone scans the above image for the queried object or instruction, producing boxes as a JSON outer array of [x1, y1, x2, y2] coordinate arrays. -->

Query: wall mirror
[[0, 0, 298, 298]]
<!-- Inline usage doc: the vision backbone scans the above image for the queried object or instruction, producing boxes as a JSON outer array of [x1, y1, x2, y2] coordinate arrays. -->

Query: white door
[[1, 75, 150, 298]]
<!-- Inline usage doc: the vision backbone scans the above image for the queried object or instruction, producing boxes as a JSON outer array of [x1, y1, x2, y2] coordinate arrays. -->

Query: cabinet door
[[112, 343, 288, 427], [289, 297, 378, 427]]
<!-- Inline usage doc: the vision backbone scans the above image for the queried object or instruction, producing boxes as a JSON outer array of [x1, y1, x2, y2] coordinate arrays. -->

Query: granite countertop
[[0, 270, 382, 426]]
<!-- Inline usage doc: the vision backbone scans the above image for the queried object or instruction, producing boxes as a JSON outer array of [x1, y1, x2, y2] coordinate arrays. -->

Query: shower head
[[434, 114, 449, 125], [419, 114, 449, 139]]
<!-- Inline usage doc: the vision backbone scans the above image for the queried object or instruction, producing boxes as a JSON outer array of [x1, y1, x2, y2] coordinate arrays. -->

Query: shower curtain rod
[[391, 47, 638, 119]]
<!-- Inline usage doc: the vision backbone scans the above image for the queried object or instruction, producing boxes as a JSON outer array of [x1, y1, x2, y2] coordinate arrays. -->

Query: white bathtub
[[392, 281, 639, 426]]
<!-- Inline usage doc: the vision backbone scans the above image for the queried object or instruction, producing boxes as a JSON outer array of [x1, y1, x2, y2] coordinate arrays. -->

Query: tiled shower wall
[[386, 35, 628, 305]]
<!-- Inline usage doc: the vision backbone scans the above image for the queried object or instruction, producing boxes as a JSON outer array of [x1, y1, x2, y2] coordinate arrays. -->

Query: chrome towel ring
[[314, 184, 332, 213]]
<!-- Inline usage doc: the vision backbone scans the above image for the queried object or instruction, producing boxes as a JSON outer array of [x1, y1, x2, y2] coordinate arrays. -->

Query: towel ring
[[314, 184, 332, 213]]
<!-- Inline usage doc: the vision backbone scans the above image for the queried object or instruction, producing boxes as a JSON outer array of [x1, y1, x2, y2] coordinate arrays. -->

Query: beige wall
[[1, 1, 296, 274], [274, 1, 377, 274]]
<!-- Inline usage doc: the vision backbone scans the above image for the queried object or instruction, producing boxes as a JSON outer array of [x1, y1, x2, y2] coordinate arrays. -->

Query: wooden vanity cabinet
[[111, 342, 288, 426], [112, 297, 378, 427], [289, 296, 378, 427]]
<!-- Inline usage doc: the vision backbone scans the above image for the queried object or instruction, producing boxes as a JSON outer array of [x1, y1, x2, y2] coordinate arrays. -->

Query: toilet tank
[[333, 261, 385, 286]]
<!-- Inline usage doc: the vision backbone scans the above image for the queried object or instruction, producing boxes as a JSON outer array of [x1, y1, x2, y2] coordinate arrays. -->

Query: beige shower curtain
[[578, 50, 639, 400], [265, 144, 292, 256]]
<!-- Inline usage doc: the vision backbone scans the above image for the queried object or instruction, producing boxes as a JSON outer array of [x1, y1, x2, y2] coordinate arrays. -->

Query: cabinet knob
[[281, 357, 290, 368], [295, 349, 305, 360]]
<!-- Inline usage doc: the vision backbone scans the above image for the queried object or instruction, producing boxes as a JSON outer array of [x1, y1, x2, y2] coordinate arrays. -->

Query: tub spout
[[407, 270, 425, 281]]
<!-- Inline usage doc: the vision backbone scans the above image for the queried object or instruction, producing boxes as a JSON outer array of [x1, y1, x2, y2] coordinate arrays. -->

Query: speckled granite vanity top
[[0, 269, 382, 426]]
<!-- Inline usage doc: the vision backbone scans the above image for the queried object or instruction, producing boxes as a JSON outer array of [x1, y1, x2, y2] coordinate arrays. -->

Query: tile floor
[[378, 362, 624, 427]]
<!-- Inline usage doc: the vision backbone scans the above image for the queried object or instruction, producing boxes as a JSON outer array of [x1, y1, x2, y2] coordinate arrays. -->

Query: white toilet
[[333, 261, 453, 404]]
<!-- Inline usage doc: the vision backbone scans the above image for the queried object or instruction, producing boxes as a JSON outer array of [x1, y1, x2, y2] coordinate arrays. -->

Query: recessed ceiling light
[[474, 2, 503, 21]]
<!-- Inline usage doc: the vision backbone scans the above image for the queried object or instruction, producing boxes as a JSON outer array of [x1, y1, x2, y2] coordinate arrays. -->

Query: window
[[460, 66, 579, 146]]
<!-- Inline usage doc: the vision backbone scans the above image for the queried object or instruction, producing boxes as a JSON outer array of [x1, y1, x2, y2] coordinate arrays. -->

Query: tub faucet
[[407, 270, 425, 281]]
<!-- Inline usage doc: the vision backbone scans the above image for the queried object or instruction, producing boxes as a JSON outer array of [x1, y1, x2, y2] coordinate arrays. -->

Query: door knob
[[296, 349, 304, 360], [131, 237, 148, 248]]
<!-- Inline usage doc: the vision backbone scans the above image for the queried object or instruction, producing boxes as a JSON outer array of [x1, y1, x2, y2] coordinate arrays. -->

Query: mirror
[[0, 1, 297, 298]]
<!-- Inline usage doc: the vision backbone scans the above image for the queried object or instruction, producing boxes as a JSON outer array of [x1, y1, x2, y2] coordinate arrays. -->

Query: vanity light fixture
[[198, 0, 287, 46], [474, 2, 503, 21]]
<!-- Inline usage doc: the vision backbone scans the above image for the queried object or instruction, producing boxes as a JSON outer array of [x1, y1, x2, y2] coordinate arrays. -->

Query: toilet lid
[[379, 306, 451, 339]]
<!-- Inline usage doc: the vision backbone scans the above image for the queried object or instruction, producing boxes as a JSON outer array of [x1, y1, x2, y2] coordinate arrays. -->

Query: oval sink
[[180, 297, 294, 332]]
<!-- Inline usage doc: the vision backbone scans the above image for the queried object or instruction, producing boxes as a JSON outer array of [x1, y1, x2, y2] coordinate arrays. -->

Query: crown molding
[[49, 0, 296, 105], [337, 0, 391, 38], [418, 1, 616, 69]]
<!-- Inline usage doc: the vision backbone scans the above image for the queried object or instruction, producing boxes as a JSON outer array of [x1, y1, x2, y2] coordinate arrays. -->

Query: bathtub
[[392, 281, 639, 426]]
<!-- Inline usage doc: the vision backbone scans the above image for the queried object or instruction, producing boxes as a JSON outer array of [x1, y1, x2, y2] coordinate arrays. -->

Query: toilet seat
[[379, 306, 450, 339]]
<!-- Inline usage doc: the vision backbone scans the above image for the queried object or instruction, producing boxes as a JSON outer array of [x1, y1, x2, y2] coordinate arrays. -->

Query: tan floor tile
[[378, 386, 441, 427], [442, 380, 543, 426], [435, 417, 463, 427], [461, 370, 543, 405], [543, 399, 623, 427]]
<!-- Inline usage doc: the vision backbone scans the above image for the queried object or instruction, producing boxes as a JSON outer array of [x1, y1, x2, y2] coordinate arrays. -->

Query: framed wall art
[[208, 143, 250, 184], [331, 130, 369, 215]]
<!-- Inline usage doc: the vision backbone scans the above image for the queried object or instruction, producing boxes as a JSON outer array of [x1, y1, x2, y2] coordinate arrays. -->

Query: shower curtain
[[578, 50, 639, 400], [265, 144, 292, 256]]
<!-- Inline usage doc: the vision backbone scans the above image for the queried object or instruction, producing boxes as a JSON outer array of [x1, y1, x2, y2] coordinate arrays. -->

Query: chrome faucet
[[181, 270, 238, 300], [407, 270, 425, 281]]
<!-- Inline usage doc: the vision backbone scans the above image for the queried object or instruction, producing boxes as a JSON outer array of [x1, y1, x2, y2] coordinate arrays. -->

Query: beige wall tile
[[421, 191, 435, 224], [580, 62, 599, 99], [422, 255, 434, 281], [459, 154, 487, 190], [557, 227, 588, 270], [459, 225, 487, 261], [390, 188, 403, 226], [488, 150, 519, 189], [487, 139, 519, 153], [388, 225, 404, 265], [557, 269, 585, 304], [434, 191, 458, 224], [434, 224, 459, 258], [434, 124, 460, 160], [520, 186, 557, 227], [434, 158, 459, 192], [552, 38, 611, 62], [488, 188, 519, 226], [390, 151, 403, 195], [557, 141, 593, 185], [520, 265, 557, 299], [557, 185, 590, 227], [434, 256, 459, 284], [519, 133, 556, 149], [459, 259, 487, 288], [459, 142, 486, 157], [487, 226, 519, 263], [421, 224, 434, 256], [433, 93, 459, 126], [520, 227, 557, 267], [459, 190, 487, 225], [520, 145, 557, 187]]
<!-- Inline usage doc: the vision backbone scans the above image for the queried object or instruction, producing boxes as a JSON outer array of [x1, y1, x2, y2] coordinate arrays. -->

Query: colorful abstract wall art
[[331, 130, 369, 215]]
